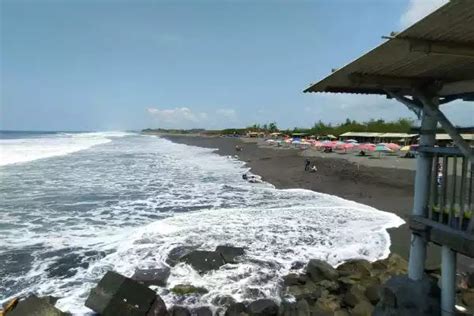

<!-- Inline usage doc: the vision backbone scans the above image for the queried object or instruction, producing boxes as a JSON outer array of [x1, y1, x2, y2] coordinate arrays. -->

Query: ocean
[[0, 131, 404, 314]]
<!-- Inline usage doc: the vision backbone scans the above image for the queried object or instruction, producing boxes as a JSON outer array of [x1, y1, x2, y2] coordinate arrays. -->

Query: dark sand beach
[[163, 135, 473, 272]]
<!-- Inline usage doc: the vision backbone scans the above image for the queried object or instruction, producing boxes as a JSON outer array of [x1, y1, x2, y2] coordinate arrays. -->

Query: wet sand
[[162, 135, 473, 272]]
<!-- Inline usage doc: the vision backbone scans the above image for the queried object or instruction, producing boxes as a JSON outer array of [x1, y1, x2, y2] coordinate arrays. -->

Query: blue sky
[[1, 0, 471, 131]]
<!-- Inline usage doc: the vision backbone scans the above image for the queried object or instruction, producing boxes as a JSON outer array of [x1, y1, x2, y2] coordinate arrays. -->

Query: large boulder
[[170, 306, 191, 316], [180, 250, 226, 273], [85, 271, 167, 316], [225, 302, 247, 316], [192, 306, 213, 316], [247, 299, 278, 316], [215, 245, 245, 263], [312, 294, 341, 314], [336, 260, 371, 278], [7, 295, 67, 316], [364, 284, 381, 305], [462, 289, 474, 308], [287, 281, 323, 302], [278, 300, 310, 316], [283, 273, 305, 286], [343, 284, 368, 308], [306, 259, 338, 282], [373, 275, 440, 316], [212, 295, 236, 307], [132, 267, 170, 287], [351, 300, 374, 316], [372, 254, 407, 276], [166, 246, 195, 267]]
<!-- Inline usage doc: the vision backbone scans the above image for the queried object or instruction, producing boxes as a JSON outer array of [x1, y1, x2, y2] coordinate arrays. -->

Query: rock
[[342, 284, 368, 308], [171, 306, 191, 316], [462, 289, 474, 308], [306, 259, 338, 282], [373, 254, 408, 275], [171, 284, 208, 295], [365, 284, 381, 305], [225, 302, 247, 316], [148, 295, 168, 316], [336, 260, 371, 278], [212, 295, 236, 307], [85, 271, 163, 315], [295, 300, 310, 316], [7, 295, 67, 316], [278, 300, 310, 316], [467, 273, 474, 289], [192, 306, 213, 316], [247, 299, 278, 316], [180, 250, 226, 273], [373, 275, 440, 316], [312, 294, 341, 314], [283, 273, 305, 286], [287, 281, 323, 302], [215, 245, 245, 263], [352, 300, 374, 316], [132, 267, 170, 287], [318, 280, 339, 293], [166, 246, 195, 266], [291, 261, 306, 270], [40, 295, 60, 306], [334, 309, 350, 316]]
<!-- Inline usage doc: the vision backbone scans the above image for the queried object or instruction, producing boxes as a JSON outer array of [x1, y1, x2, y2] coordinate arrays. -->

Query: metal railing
[[424, 147, 473, 233]]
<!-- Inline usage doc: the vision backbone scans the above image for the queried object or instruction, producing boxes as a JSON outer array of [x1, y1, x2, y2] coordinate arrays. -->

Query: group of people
[[304, 158, 317, 173]]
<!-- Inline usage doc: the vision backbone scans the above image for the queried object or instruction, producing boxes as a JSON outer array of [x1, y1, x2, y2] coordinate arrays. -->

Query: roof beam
[[350, 73, 434, 89], [438, 79, 474, 96], [402, 37, 474, 58]]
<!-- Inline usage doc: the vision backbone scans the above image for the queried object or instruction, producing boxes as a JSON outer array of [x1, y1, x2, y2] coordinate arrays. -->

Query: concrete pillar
[[408, 99, 438, 281], [441, 246, 456, 316]]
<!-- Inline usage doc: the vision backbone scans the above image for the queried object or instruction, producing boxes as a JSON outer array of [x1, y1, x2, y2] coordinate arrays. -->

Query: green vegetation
[[170, 284, 209, 295], [142, 117, 416, 137]]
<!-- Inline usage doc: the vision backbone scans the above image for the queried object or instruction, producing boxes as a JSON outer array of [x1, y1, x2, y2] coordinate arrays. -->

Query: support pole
[[441, 246, 456, 316], [408, 98, 438, 281]]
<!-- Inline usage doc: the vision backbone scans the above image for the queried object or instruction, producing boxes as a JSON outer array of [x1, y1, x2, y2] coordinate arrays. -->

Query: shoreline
[[161, 134, 473, 272]]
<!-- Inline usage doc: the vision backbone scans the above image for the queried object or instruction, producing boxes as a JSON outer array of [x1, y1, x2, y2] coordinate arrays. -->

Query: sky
[[1, 0, 472, 131]]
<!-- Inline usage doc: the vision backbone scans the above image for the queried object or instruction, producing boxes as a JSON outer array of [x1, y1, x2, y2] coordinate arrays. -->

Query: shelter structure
[[339, 132, 418, 144], [304, 1, 473, 315]]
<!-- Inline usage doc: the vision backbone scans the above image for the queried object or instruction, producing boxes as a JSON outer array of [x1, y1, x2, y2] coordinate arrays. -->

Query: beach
[[163, 135, 473, 272]]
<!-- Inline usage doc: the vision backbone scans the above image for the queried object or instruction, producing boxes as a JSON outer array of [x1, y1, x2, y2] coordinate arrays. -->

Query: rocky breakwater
[[2, 248, 474, 316]]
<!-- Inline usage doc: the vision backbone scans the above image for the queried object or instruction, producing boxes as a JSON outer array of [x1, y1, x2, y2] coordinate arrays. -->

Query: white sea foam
[[0, 136, 404, 314], [0, 131, 132, 166]]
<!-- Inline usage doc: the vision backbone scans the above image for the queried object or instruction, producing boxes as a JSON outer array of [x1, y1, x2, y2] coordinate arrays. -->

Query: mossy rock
[[171, 284, 208, 295]]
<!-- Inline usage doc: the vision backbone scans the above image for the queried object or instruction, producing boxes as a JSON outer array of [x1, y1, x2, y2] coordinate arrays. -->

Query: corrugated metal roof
[[339, 132, 418, 138], [304, 0, 474, 98], [436, 133, 474, 140]]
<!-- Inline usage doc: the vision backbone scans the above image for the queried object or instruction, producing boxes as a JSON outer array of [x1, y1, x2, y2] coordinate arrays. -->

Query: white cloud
[[216, 108, 237, 119], [400, 0, 448, 28], [147, 107, 208, 128], [147, 107, 242, 129]]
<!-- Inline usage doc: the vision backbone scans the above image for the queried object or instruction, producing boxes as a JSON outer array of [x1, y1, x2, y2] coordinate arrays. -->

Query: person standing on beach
[[304, 158, 311, 171]]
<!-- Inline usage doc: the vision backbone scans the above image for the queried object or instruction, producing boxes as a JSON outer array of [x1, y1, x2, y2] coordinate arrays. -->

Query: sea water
[[0, 132, 404, 314]]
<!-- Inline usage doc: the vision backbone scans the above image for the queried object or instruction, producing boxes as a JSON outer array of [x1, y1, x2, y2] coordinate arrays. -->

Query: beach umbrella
[[346, 139, 358, 143], [400, 145, 411, 152], [358, 143, 376, 151], [375, 144, 392, 152], [322, 142, 336, 148], [386, 143, 401, 151], [265, 139, 275, 143]]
